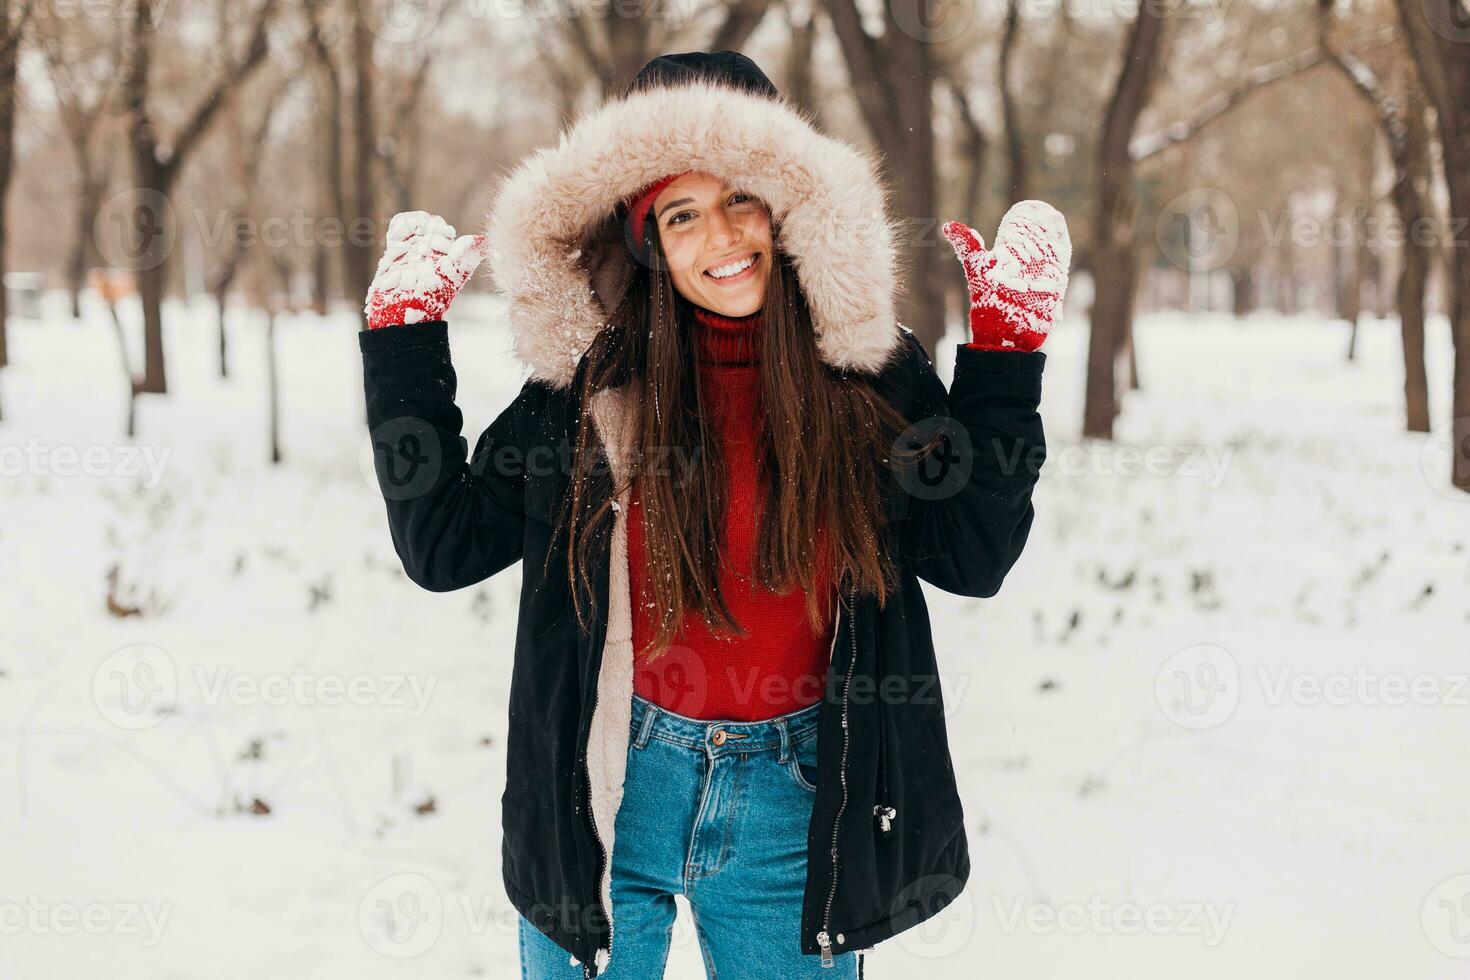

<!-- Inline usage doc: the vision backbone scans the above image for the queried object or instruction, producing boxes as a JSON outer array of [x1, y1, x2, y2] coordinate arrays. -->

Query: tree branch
[[822, 0, 897, 144], [1131, 44, 1325, 162], [164, 0, 278, 171], [709, 0, 774, 52]]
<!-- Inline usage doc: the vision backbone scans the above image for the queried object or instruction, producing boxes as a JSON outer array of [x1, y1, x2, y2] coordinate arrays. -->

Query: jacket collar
[[485, 79, 904, 390]]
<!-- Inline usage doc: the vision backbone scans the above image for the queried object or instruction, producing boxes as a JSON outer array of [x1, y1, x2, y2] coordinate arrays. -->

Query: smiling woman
[[359, 48, 1062, 980], [646, 173, 773, 317]]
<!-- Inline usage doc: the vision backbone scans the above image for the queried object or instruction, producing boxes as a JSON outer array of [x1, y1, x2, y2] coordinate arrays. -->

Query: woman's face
[[651, 172, 772, 317]]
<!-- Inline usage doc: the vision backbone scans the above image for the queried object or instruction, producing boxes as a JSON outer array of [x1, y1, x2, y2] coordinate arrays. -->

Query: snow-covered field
[[2, 290, 1468, 979]]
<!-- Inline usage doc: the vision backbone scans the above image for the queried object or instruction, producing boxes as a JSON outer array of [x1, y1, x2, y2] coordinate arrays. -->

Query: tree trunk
[[1334, 210, 1363, 329], [346, 13, 377, 330], [888, 22, 944, 355], [124, 0, 274, 393], [0, 17, 17, 383], [1230, 266, 1255, 317], [1394, 0, 1470, 492], [66, 178, 102, 320], [1394, 92, 1432, 432], [999, 0, 1029, 203], [823, 0, 946, 355], [1083, 4, 1168, 439], [267, 306, 281, 464], [106, 296, 139, 438], [131, 161, 171, 394]]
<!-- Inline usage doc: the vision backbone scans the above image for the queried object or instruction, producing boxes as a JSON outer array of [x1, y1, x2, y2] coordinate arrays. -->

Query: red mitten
[[942, 200, 1071, 352], [364, 211, 489, 329]]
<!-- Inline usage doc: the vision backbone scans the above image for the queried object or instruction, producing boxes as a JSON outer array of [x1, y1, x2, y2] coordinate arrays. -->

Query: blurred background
[[2, 0, 1469, 977]]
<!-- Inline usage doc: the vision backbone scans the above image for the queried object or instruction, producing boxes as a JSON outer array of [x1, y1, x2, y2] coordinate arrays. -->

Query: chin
[[710, 296, 762, 317]]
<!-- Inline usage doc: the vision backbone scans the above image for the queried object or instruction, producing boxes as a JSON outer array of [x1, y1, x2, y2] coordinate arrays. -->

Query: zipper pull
[[874, 804, 896, 833], [816, 929, 834, 967]]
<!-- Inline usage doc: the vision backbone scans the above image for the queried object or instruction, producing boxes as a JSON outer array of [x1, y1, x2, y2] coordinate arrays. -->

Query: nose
[[706, 204, 738, 248]]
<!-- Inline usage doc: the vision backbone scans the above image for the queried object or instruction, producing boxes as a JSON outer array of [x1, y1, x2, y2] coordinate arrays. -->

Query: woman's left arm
[[895, 200, 1069, 597]]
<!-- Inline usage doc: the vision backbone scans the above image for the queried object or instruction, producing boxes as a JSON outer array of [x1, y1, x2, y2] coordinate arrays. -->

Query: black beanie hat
[[625, 50, 779, 100], [619, 52, 781, 257]]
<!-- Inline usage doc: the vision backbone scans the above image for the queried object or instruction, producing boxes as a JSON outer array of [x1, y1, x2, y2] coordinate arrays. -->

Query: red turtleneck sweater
[[628, 306, 838, 721]]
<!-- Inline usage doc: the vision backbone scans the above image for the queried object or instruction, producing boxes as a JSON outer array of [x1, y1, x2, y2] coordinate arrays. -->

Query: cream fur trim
[[585, 385, 639, 964], [485, 80, 904, 389]]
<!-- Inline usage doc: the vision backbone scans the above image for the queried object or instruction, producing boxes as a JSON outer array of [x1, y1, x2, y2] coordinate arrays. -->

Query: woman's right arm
[[359, 211, 532, 592], [361, 320, 539, 592]]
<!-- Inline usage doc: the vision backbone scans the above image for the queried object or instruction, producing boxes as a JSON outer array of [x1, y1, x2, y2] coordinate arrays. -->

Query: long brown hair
[[559, 225, 914, 659]]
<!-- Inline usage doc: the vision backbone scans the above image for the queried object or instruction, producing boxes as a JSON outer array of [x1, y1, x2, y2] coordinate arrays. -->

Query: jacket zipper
[[581, 753, 611, 978], [873, 633, 895, 836], [816, 578, 858, 967], [579, 568, 613, 979]]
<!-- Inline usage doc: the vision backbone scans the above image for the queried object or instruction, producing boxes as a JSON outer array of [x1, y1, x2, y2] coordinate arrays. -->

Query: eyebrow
[[656, 197, 695, 219]]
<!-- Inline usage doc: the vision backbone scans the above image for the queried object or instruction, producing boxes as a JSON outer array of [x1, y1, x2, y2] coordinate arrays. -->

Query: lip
[[704, 252, 760, 285]]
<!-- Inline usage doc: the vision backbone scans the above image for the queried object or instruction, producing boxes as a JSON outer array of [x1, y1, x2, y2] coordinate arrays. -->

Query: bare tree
[[998, 0, 1029, 203], [1082, 4, 1170, 440], [1394, 0, 1470, 492], [303, 0, 346, 314], [1319, 1, 1433, 430], [208, 77, 296, 378], [823, 0, 945, 354], [782, 0, 820, 121], [1088, 24, 1365, 438], [265, 253, 292, 465], [122, 0, 277, 394], [0, 0, 29, 422], [37, 12, 120, 320], [556, 0, 775, 98], [305, 0, 439, 327], [379, 52, 432, 214]]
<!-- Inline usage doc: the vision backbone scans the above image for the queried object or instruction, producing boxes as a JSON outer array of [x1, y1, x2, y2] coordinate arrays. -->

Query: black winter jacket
[[360, 318, 1045, 974]]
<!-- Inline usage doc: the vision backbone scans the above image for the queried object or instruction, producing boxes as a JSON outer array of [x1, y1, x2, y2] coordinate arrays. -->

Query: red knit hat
[[626, 171, 691, 248]]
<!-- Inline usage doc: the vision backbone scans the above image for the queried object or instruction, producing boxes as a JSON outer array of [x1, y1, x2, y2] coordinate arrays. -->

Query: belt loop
[[776, 717, 792, 764], [633, 701, 658, 749]]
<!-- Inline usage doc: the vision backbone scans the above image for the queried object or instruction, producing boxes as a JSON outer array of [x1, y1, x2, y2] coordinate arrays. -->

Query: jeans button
[[712, 729, 726, 746]]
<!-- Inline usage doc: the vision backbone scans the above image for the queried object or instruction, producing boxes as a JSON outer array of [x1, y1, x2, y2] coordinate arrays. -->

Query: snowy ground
[[2, 290, 1468, 979]]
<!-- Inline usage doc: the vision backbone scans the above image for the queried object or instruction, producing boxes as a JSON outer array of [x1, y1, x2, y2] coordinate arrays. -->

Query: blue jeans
[[519, 693, 861, 978]]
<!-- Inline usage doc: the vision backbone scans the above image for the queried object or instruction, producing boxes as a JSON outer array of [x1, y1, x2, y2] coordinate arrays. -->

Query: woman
[[360, 51, 1068, 979]]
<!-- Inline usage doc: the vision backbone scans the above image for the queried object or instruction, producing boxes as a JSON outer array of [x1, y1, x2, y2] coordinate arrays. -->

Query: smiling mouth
[[705, 253, 759, 283]]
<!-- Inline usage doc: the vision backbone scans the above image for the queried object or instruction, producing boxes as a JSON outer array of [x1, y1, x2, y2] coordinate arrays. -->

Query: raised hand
[[941, 200, 1071, 352], [364, 211, 489, 330]]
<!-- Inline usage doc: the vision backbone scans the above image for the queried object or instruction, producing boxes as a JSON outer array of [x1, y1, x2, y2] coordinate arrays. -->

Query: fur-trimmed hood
[[484, 78, 905, 390]]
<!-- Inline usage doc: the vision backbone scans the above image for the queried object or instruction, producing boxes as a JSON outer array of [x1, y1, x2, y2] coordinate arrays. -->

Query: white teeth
[[707, 254, 756, 280]]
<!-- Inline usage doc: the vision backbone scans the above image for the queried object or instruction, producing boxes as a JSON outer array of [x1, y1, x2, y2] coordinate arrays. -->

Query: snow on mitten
[[364, 211, 488, 329], [942, 200, 1071, 352]]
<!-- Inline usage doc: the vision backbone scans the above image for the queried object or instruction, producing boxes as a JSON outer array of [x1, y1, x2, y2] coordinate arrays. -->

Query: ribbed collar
[[692, 306, 763, 366]]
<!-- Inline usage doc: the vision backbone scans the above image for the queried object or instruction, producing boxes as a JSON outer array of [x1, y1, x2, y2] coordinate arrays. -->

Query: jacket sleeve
[[360, 320, 538, 592], [895, 336, 1046, 598]]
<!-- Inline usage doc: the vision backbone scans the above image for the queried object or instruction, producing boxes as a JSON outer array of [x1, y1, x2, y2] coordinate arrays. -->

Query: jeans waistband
[[629, 692, 822, 759]]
